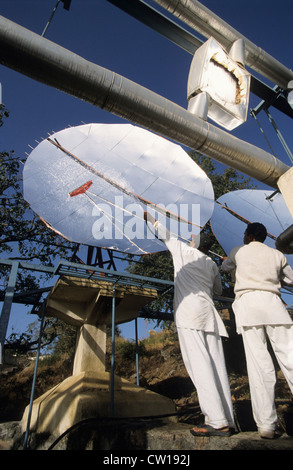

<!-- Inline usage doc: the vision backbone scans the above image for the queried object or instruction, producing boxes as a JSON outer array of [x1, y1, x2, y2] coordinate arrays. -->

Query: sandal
[[190, 424, 231, 437]]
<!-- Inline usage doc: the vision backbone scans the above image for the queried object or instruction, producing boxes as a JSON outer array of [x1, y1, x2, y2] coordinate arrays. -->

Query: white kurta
[[222, 241, 293, 333], [155, 224, 227, 337], [222, 241, 293, 432], [153, 222, 234, 428]]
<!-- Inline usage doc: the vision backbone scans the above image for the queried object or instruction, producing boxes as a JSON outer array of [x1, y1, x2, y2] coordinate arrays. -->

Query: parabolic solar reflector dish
[[211, 189, 293, 267], [23, 123, 214, 255]]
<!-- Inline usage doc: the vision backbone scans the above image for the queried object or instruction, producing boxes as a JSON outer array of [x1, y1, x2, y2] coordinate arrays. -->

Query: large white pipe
[[153, 0, 293, 89], [0, 16, 289, 188]]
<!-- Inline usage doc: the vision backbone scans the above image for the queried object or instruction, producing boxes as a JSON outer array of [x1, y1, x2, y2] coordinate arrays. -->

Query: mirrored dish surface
[[211, 189, 293, 267], [23, 123, 214, 255]]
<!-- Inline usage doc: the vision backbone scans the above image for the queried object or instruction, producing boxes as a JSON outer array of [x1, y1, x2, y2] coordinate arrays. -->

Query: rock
[[0, 421, 22, 450]]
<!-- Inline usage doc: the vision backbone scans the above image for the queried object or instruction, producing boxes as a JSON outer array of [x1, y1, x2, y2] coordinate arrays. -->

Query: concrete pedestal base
[[21, 371, 176, 437]]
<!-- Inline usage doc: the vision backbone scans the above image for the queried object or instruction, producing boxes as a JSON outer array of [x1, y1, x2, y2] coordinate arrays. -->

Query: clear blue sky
[[1, 0, 293, 339]]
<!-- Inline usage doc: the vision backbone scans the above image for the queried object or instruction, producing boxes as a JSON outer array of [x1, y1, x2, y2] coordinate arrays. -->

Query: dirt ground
[[0, 329, 293, 435]]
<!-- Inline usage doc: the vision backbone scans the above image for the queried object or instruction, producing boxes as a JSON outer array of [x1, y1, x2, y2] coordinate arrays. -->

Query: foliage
[[0, 109, 76, 266], [142, 325, 177, 349], [191, 151, 254, 200], [0, 105, 77, 352], [40, 318, 77, 357], [0, 104, 9, 123], [115, 339, 147, 361], [5, 331, 43, 354], [4, 315, 76, 358]]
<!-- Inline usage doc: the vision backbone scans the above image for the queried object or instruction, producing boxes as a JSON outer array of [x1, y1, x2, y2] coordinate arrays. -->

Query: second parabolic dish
[[211, 189, 293, 267], [23, 123, 214, 255]]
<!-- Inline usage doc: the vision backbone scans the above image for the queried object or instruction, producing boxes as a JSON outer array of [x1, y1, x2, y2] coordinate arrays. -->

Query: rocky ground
[[0, 328, 293, 449]]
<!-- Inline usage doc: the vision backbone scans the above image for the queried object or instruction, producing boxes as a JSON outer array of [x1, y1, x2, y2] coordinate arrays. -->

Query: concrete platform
[[3, 419, 293, 450], [146, 422, 293, 450], [20, 371, 176, 437]]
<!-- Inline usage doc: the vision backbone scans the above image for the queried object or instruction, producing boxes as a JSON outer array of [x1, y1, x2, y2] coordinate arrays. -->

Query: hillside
[[0, 328, 292, 436]]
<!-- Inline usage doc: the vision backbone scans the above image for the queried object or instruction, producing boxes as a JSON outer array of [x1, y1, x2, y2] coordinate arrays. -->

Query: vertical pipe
[[135, 318, 139, 386], [110, 284, 116, 417], [23, 301, 46, 450]]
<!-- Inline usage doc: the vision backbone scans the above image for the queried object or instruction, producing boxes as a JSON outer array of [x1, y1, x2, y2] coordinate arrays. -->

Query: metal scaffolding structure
[[0, 256, 175, 448], [0, 257, 174, 353]]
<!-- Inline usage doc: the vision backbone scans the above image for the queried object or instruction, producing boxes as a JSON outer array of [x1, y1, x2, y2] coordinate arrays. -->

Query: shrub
[[116, 340, 146, 361]]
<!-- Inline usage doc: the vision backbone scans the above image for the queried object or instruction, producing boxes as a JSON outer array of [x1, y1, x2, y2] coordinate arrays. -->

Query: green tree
[[191, 151, 253, 200], [0, 105, 77, 289], [0, 105, 78, 353]]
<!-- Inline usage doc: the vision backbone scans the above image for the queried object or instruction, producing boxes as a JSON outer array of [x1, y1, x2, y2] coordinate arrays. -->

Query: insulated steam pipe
[[0, 16, 289, 188], [153, 0, 293, 90], [275, 224, 293, 254]]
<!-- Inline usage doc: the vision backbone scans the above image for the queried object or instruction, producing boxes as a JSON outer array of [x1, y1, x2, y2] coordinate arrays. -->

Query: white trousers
[[241, 325, 293, 433], [177, 327, 235, 429]]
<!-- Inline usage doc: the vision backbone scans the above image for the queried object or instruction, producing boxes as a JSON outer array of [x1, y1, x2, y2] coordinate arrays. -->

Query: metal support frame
[[54, 259, 174, 290], [0, 258, 174, 352], [135, 318, 139, 386], [0, 257, 174, 436], [0, 261, 19, 363], [0, 259, 55, 364], [110, 0, 293, 169], [4, 257, 268, 443], [251, 84, 293, 164], [108, 0, 293, 119], [41, 0, 72, 37], [110, 283, 116, 417], [0, 259, 174, 366], [151, 0, 293, 90], [264, 109, 293, 164]]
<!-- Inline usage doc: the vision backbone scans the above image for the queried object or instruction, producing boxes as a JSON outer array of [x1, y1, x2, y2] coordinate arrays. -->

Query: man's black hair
[[246, 222, 267, 242], [199, 232, 213, 252]]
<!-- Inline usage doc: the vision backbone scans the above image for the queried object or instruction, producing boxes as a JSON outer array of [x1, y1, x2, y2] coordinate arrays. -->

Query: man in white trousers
[[144, 212, 235, 437], [222, 222, 293, 439]]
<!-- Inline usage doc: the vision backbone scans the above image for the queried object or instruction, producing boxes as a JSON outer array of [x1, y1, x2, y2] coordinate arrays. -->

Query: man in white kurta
[[222, 222, 293, 438], [144, 212, 235, 436]]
